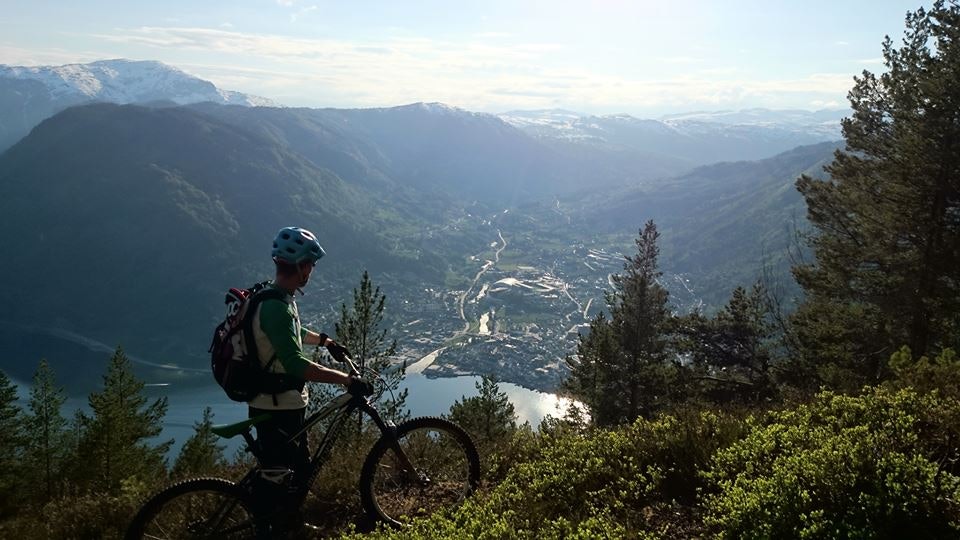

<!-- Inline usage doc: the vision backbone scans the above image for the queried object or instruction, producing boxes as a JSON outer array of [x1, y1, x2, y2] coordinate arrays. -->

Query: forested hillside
[[0, 98, 840, 389], [0, 103, 440, 378]]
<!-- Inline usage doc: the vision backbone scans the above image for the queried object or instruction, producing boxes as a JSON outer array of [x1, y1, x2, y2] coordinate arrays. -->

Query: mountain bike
[[124, 352, 481, 539]]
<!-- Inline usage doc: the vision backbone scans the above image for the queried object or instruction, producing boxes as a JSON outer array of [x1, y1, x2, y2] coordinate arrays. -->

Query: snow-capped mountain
[[0, 59, 274, 106], [499, 108, 846, 142], [498, 108, 846, 167], [0, 59, 274, 151], [661, 107, 847, 127]]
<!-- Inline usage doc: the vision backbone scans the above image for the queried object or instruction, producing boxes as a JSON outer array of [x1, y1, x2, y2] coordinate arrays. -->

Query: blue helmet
[[271, 227, 325, 264]]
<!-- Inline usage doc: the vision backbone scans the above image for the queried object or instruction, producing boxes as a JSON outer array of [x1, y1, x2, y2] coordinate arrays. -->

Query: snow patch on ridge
[[0, 59, 276, 107]]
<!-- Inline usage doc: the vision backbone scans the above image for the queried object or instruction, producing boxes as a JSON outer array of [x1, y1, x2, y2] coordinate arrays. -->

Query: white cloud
[[220, 22, 234, 29], [92, 27, 559, 65], [0, 44, 105, 66], [835, 41, 850, 46], [856, 57, 885, 65], [811, 99, 842, 108], [82, 26, 857, 114]]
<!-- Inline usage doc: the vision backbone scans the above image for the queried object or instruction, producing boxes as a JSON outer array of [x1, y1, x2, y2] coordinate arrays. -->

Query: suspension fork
[[360, 402, 425, 482]]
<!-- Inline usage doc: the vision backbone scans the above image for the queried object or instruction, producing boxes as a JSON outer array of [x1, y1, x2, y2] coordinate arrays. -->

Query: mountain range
[[0, 59, 844, 391], [0, 59, 272, 151]]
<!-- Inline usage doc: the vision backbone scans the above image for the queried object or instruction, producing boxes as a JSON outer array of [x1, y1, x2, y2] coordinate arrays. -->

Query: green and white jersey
[[249, 282, 312, 410]]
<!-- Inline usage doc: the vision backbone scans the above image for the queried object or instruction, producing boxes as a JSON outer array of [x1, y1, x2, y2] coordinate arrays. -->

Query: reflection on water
[[5, 330, 582, 458], [402, 373, 578, 426], [44, 374, 581, 458]]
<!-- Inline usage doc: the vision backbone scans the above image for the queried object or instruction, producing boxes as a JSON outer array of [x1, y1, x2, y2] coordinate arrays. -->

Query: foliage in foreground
[[703, 387, 960, 539], [349, 409, 744, 539], [347, 385, 960, 540]]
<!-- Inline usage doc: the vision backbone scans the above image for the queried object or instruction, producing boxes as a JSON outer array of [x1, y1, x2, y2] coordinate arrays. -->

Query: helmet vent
[[272, 226, 323, 264]]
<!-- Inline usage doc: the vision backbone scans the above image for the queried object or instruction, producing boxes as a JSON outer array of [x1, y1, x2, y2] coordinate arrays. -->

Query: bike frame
[[290, 391, 399, 495], [237, 360, 414, 501], [191, 391, 394, 536]]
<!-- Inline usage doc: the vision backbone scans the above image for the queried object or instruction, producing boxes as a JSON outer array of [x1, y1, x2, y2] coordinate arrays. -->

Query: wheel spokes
[[141, 489, 257, 539], [372, 427, 473, 522]]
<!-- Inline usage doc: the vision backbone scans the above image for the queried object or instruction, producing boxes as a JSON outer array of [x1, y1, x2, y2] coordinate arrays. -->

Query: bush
[[703, 387, 960, 539], [889, 346, 960, 400], [0, 477, 148, 540], [348, 408, 744, 539]]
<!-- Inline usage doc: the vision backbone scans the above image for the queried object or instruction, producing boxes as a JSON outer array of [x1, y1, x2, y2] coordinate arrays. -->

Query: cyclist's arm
[[302, 328, 331, 347], [303, 362, 351, 385], [259, 299, 350, 385]]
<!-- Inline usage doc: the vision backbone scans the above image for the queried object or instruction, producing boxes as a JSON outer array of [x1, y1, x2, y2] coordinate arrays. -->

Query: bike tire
[[125, 477, 262, 540], [359, 416, 481, 527]]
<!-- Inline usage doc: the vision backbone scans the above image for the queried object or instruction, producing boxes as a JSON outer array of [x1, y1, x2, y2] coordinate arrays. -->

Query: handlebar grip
[[327, 343, 352, 363]]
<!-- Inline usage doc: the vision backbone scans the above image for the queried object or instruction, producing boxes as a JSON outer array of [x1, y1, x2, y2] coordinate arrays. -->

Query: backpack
[[209, 281, 304, 403]]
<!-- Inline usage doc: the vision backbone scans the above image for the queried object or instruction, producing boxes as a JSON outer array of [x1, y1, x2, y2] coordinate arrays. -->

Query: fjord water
[[156, 373, 576, 456], [5, 328, 576, 457]]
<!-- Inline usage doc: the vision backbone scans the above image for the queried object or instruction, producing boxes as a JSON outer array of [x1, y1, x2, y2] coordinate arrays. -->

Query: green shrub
[[0, 477, 148, 540], [703, 387, 960, 539], [889, 346, 960, 400], [348, 409, 744, 539]]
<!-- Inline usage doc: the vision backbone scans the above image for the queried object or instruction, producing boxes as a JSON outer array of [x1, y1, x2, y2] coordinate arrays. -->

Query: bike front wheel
[[360, 416, 481, 527], [125, 477, 262, 540]]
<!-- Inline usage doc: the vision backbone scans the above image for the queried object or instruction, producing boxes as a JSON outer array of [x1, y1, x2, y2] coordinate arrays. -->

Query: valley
[[302, 204, 710, 392], [0, 60, 840, 396]]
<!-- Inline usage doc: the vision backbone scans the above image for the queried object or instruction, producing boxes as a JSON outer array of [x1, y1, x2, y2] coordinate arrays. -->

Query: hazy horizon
[[0, 0, 922, 116]]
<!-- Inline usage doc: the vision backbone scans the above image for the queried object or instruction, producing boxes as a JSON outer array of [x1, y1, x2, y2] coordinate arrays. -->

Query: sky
[[0, 0, 928, 116]]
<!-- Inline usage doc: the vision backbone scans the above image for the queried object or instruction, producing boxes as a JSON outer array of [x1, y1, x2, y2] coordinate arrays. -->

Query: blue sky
[[0, 0, 927, 115]]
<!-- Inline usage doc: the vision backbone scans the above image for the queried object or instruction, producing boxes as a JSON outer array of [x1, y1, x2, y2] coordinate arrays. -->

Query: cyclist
[[250, 226, 372, 532]]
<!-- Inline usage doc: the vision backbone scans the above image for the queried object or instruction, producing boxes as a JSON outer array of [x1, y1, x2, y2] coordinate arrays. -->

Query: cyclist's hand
[[326, 342, 351, 363], [347, 376, 374, 397]]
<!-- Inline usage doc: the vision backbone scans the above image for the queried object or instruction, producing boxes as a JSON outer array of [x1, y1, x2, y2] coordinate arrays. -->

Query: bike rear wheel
[[125, 477, 261, 540], [360, 416, 480, 527]]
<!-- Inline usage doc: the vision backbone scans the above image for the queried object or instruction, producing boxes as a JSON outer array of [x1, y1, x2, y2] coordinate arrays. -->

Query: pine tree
[[792, 1, 960, 390], [610, 220, 674, 420], [448, 375, 516, 445], [0, 370, 25, 517], [25, 359, 68, 503], [61, 408, 86, 495], [563, 312, 626, 426], [333, 271, 407, 425], [75, 347, 171, 494], [172, 407, 226, 479], [564, 221, 675, 425], [674, 283, 778, 404]]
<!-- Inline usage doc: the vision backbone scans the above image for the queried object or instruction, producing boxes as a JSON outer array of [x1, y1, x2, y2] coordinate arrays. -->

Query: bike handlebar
[[326, 343, 360, 377]]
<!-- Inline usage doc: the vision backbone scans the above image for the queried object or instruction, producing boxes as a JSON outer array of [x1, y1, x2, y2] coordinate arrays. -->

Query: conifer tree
[[792, 1, 960, 390], [61, 408, 86, 495], [172, 407, 225, 479], [563, 313, 625, 426], [448, 375, 516, 445], [674, 283, 778, 404], [565, 221, 674, 425], [25, 359, 67, 503], [0, 370, 24, 517], [333, 271, 407, 424], [75, 347, 171, 494], [611, 220, 674, 420]]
